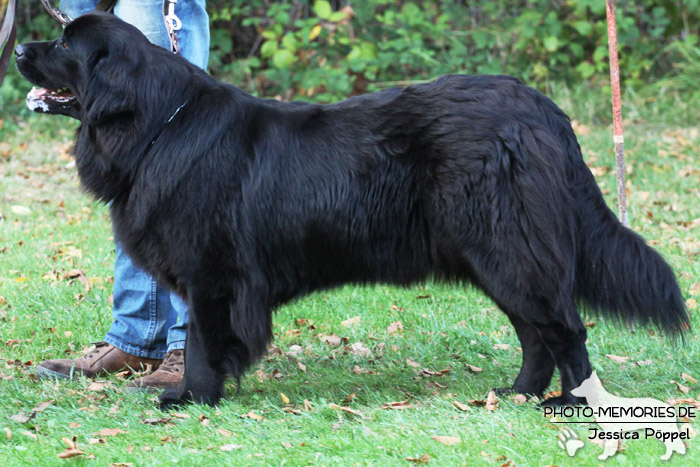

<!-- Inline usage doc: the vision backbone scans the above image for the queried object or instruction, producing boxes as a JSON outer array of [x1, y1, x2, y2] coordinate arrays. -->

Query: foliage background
[[2, 0, 700, 115]]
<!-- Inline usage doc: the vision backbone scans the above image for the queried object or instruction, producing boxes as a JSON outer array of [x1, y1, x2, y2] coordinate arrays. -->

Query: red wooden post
[[605, 0, 629, 226]]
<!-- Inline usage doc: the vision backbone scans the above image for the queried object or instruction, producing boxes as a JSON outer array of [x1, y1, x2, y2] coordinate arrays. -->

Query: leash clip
[[164, 0, 182, 32]]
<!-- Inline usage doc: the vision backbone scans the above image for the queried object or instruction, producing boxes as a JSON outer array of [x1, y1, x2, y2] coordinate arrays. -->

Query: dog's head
[[15, 12, 194, 128]]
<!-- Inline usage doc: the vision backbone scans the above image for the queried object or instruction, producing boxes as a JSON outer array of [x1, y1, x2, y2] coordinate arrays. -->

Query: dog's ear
[[82, 47, 138, 127]]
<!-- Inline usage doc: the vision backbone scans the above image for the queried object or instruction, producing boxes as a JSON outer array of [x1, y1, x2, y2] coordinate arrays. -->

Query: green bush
[[3, 0, 699, 111]]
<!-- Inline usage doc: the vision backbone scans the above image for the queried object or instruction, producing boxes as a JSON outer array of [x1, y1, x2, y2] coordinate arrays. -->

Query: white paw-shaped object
[[558, 428, 584, 457]]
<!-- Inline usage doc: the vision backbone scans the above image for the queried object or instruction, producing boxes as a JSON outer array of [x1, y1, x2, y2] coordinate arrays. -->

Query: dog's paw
[[158, 388, 186, 411], [539, 395, 586, 407], [557, 428, 584, 457], [493, 386, 516, 396]]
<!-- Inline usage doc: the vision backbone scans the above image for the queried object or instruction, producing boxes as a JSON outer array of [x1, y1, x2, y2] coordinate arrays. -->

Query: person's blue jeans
[[61, 0, 209, 358]]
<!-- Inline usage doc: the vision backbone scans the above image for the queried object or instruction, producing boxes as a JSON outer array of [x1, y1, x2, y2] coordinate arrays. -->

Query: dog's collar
[[149, 100, 188, 147]]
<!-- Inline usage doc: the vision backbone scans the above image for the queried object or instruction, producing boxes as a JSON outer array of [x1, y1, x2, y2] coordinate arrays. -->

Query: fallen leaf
[[220, 444, 242, 452], [431, 435, 461, 446], [380, 401, 414, 410], [241, 411, 263, 421], [87, 382, 106, 392], [342, 393, 356, 404], [466, 364, 482, 373], [20, 430, 37, 440], [406, 359, 421, 368], [682, 372, 698, 384], [671, 380, 691, 394], [405, 453, 431, 463], [61, 437, 76, 449], [304, 399, 313, 411], [281, 441, 293, 448], [10, 411, 35, 424], [171, 412, 190, 419], [513, 394, 528, 405], [341, 316, 361, 327], [387, 321, 404, 335], [97, 428, 127, 437], [493, 343, 510, 351], [297, 361, 307, 372], [329, 403, 365, 418], [141, 417, 171, 425], [4, 428, 11, 440], [217, 428, 232, 437], [351, 342, 372, 357], [286, 344, 303, 357], [606, 354, 629, 364], [485, 391, 499, 411], [280, 392, 290, 404], [453, 401, 470, 412], [33, 400, 53, 412], [320, 334, 342, 346], [57, 449, 84, 459]]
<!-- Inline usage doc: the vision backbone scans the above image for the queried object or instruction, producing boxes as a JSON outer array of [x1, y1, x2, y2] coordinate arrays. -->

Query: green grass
[[0, 90, 699, 466]]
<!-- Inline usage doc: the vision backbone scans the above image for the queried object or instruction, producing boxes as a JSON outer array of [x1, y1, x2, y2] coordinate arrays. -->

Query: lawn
[[0, 88, 698, 466]]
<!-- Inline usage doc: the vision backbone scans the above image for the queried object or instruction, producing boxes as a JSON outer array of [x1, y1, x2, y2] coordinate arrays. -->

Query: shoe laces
[[85, 341, 110, 360], [159, 350, 184, 374]]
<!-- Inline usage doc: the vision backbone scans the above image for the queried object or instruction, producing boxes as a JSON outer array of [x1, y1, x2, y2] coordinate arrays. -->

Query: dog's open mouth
[[26, 86, 77, 113]]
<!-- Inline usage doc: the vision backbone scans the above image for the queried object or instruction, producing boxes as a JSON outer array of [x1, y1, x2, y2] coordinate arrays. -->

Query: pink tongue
[[34, 88, 49, 97]]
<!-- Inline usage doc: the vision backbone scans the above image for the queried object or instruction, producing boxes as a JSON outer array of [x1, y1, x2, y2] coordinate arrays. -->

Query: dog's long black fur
[[16, 13, 688, 408]]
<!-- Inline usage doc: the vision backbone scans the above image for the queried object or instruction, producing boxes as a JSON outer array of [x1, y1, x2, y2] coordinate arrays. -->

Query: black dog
[[15, 13, 688, 408]]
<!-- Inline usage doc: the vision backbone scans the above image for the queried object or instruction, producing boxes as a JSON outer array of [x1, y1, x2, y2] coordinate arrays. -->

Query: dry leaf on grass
[[280, 392, 290, 404], [513, 394, 528, 405], [405, 454, 431, 463], [320, 334, 342, 346], [431, 435, 461, 446], [485, 391, 499, 411], [241, 411, 263, 421], [297, 361, 307, 372], [341, 316, 361, 327], [57, 449, 84, 459], [606, 354, 629, 364], [351, 342, 372, 357], [453, 401, 470, 412], [219, 444, 242, 451], [493, 343, 510, 351], [380, 401, 413, 410], [329, 403, 366, 418], [217, 428, 232, 437], [671, 380, 691, 394], [387, 321, 404, 335], [141, 417, 171, 425], [10, 411, 35, 424], [466, 364, 482, 373], [97, 428, 127, 437], [682, 372, 698, 384]]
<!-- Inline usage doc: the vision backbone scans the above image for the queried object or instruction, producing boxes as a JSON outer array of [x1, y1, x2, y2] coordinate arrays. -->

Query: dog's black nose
[[14, 44, 27, 59]]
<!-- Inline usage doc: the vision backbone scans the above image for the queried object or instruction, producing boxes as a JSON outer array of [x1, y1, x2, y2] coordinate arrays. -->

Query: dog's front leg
[[159, 318, 227, 408]]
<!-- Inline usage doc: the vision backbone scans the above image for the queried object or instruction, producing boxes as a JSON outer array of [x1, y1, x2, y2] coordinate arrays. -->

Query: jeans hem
[[167, 341, 185, 353], [104, 335, 167, 360]]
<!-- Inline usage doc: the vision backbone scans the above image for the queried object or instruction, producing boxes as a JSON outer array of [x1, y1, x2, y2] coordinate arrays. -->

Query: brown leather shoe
[[35, 342, 162, 379], [125, 349, 184, 392]]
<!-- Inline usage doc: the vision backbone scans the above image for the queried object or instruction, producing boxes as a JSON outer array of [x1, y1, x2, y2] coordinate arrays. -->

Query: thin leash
[[37, 0, 181, 54]]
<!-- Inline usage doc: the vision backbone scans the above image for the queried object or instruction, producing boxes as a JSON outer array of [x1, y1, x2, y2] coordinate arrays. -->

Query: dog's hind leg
[[533, 299, 591, 407], [495, 313, 556, 398]]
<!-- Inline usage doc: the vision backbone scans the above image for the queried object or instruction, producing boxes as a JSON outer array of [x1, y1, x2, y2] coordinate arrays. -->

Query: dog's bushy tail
[[547, 109, 689, 334]]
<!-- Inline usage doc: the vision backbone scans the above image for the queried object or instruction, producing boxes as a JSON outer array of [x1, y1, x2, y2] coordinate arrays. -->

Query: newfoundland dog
[[15, 13, 688, 408]]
